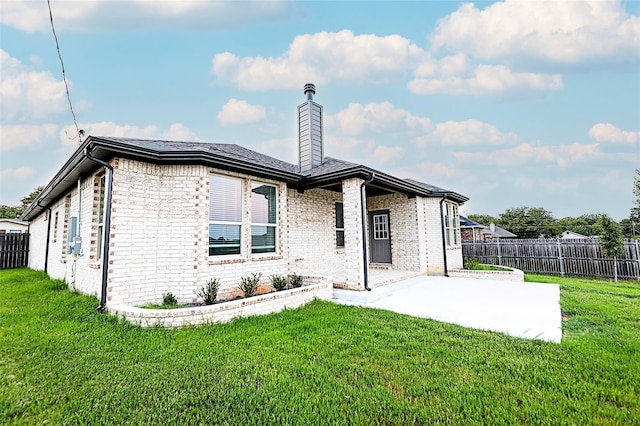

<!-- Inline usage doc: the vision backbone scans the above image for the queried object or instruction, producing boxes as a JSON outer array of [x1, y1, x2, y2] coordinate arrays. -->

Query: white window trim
[[96, 174, 106, 261], [208, 173, 281, 259], [335, 201, 344, 249], [209, 174, 244, 257], [250, 180, 278, 255], [444, 202, 460, 247]]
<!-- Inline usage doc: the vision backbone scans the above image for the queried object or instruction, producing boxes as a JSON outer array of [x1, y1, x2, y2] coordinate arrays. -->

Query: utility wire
[[47, 0, 82, 143]]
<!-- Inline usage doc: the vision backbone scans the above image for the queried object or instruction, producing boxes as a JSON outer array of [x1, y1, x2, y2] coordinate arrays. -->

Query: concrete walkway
[[333, 275, 562, 343]]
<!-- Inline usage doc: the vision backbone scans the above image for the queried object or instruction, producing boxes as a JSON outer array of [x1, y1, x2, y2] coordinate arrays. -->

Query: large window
[[335, 201, 344, 248], [209, 175, 243, 256], [251, 182, 277, 254], [444, 202, 460, 247]]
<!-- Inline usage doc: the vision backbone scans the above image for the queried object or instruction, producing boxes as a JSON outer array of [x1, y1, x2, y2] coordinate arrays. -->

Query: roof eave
[[21, 136, 302, 221], [300, 166, 468, 203]]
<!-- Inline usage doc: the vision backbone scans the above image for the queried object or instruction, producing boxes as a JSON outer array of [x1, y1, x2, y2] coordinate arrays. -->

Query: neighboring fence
[[462, 238, 640, 280], [0, 233, 30, 269]]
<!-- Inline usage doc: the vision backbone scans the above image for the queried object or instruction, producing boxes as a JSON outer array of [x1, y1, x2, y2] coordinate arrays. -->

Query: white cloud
[[0, 124, 58, 151], [408, 65, 563, 96], [254, 137, 297, 164], [0, 50, 68, 122], [0, 0, 295, 33], [371, 146, 404, 164], [414, 119, 518, 147], [217, 99, 267, 126], [417, 162, 458, 179], [0, 166, 36, 180], [452, 142, 601, 167], [326, 102, 430, 136], [59, 122, 199, 146], [589, 123, 639, 144], [431, 0, 640, 66], [212, 30, 428, 90]]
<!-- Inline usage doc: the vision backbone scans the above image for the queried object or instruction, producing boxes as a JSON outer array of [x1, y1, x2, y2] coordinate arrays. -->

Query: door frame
[[368, 209, 392, 264]]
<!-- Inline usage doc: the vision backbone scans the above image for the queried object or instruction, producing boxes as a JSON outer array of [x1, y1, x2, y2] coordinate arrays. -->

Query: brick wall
[[341, 178, 365, 290], [420, 197, 463, 274], [27, 213, 47, 271], [367, 193, 420, 271], [28, 156, 463, 307], [286, 187, 345, 278]]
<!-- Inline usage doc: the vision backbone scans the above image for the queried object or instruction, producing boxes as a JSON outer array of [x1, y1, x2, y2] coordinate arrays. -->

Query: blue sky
[[1, 0, 639, 220]]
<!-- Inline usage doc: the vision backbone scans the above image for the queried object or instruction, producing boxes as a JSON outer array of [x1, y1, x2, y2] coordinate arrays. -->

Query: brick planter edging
[[108, 276, 333, 328], [448, 267, 524, 282]]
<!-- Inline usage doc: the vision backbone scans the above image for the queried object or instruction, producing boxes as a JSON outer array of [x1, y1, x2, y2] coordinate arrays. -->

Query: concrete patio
[[333, 275, 562, 343]]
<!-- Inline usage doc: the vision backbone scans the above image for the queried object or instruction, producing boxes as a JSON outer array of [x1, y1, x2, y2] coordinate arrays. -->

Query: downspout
[[439, 196, 450, 277], [360, 173, 375, 291], [83, 147, 113, 313], [37, 200, 52, 274]]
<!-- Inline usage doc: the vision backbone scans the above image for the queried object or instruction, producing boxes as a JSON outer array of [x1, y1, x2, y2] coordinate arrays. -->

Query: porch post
[[342, 177, 366, 290]]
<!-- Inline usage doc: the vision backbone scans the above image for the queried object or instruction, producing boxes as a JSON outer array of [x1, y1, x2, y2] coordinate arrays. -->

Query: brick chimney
[[298, 83, 323, 173]]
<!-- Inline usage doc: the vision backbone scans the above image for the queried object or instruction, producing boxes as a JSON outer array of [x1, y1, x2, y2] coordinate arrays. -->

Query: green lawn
[[1, 269, 639, 425]]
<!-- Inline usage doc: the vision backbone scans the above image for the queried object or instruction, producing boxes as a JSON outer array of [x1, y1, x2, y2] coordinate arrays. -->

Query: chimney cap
[[304, 83, 316, 99]]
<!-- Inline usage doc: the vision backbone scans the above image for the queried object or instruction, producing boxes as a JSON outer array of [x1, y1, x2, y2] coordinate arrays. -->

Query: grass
[[464, 257, 512, 271], [1, 268, 639, 425]]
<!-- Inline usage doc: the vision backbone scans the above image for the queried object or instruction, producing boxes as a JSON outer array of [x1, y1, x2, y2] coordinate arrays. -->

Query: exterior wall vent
[[298, 83, 323, 173]]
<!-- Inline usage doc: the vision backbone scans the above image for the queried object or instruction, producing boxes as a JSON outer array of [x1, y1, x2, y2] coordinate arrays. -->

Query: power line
[[47, 0, 82, 143]]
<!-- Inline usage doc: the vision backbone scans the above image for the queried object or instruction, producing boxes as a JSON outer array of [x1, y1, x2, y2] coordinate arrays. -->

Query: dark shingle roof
[[404, 178, 457, 196], [21, 135, 469, 220], [460, 215, 483, 228], [304, 157, 360, 177], [97, 137, 299, 174]]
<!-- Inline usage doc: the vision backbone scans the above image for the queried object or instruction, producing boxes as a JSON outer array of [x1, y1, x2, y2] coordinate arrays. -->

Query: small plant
[[271, 274, 288, 292], [162, 292, 178, 308], [464, 257, 480, 270], [238, 272, 262, 298], [199, 278, 220, 305], [289, 273, 304, 288]]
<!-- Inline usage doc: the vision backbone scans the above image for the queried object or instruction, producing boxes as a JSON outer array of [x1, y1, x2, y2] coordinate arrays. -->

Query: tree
[[497, 206, 560, 238], [467, 214, 497, 226], [596, 214, 625, 283], [558, 214, 600, 236], [0, 186, 44, 219], [0, 205, 21, 219]]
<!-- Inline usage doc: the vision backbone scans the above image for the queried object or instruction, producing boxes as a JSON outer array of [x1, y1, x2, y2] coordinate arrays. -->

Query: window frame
[[250, 181, 278, 254], [96, 174, 106, 260], [209, 174, 244, 257], [335, 201, 344, 249], [444, 202, 460, 247]]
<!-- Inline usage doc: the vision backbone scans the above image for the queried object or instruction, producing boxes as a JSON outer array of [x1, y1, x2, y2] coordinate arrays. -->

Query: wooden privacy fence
[[462, 238, 640, 280], [0, 233, 29, 269]]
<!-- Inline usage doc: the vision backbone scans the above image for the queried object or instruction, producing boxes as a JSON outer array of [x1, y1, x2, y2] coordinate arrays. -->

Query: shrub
[[238, 272, 262, 298], [199, 278, 220, 305], [271, 274, 288, 292], [463, 257, 480, 270], [162, 292, 178, 308], [289, 273, 304, 288]]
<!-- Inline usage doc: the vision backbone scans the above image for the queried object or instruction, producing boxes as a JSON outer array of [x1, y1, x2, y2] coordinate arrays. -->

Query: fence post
[[497, 238, 502, 266], [557, 237, 565, 276]]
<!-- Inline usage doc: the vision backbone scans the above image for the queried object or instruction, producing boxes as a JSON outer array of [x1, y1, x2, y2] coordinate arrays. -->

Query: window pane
[[251, 183, 276, 224], [251, 226, 276, 253], [336, 230, 345, 248], [335, 202, 344, 228], [98, 176, 106, 223], [209, 224, 241, 255], [97, 225, 103, 260], [210, 175, 242, 222]]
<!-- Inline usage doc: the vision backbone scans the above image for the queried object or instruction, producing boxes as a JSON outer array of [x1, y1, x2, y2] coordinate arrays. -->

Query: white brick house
[[22, 84, 467, 310]]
